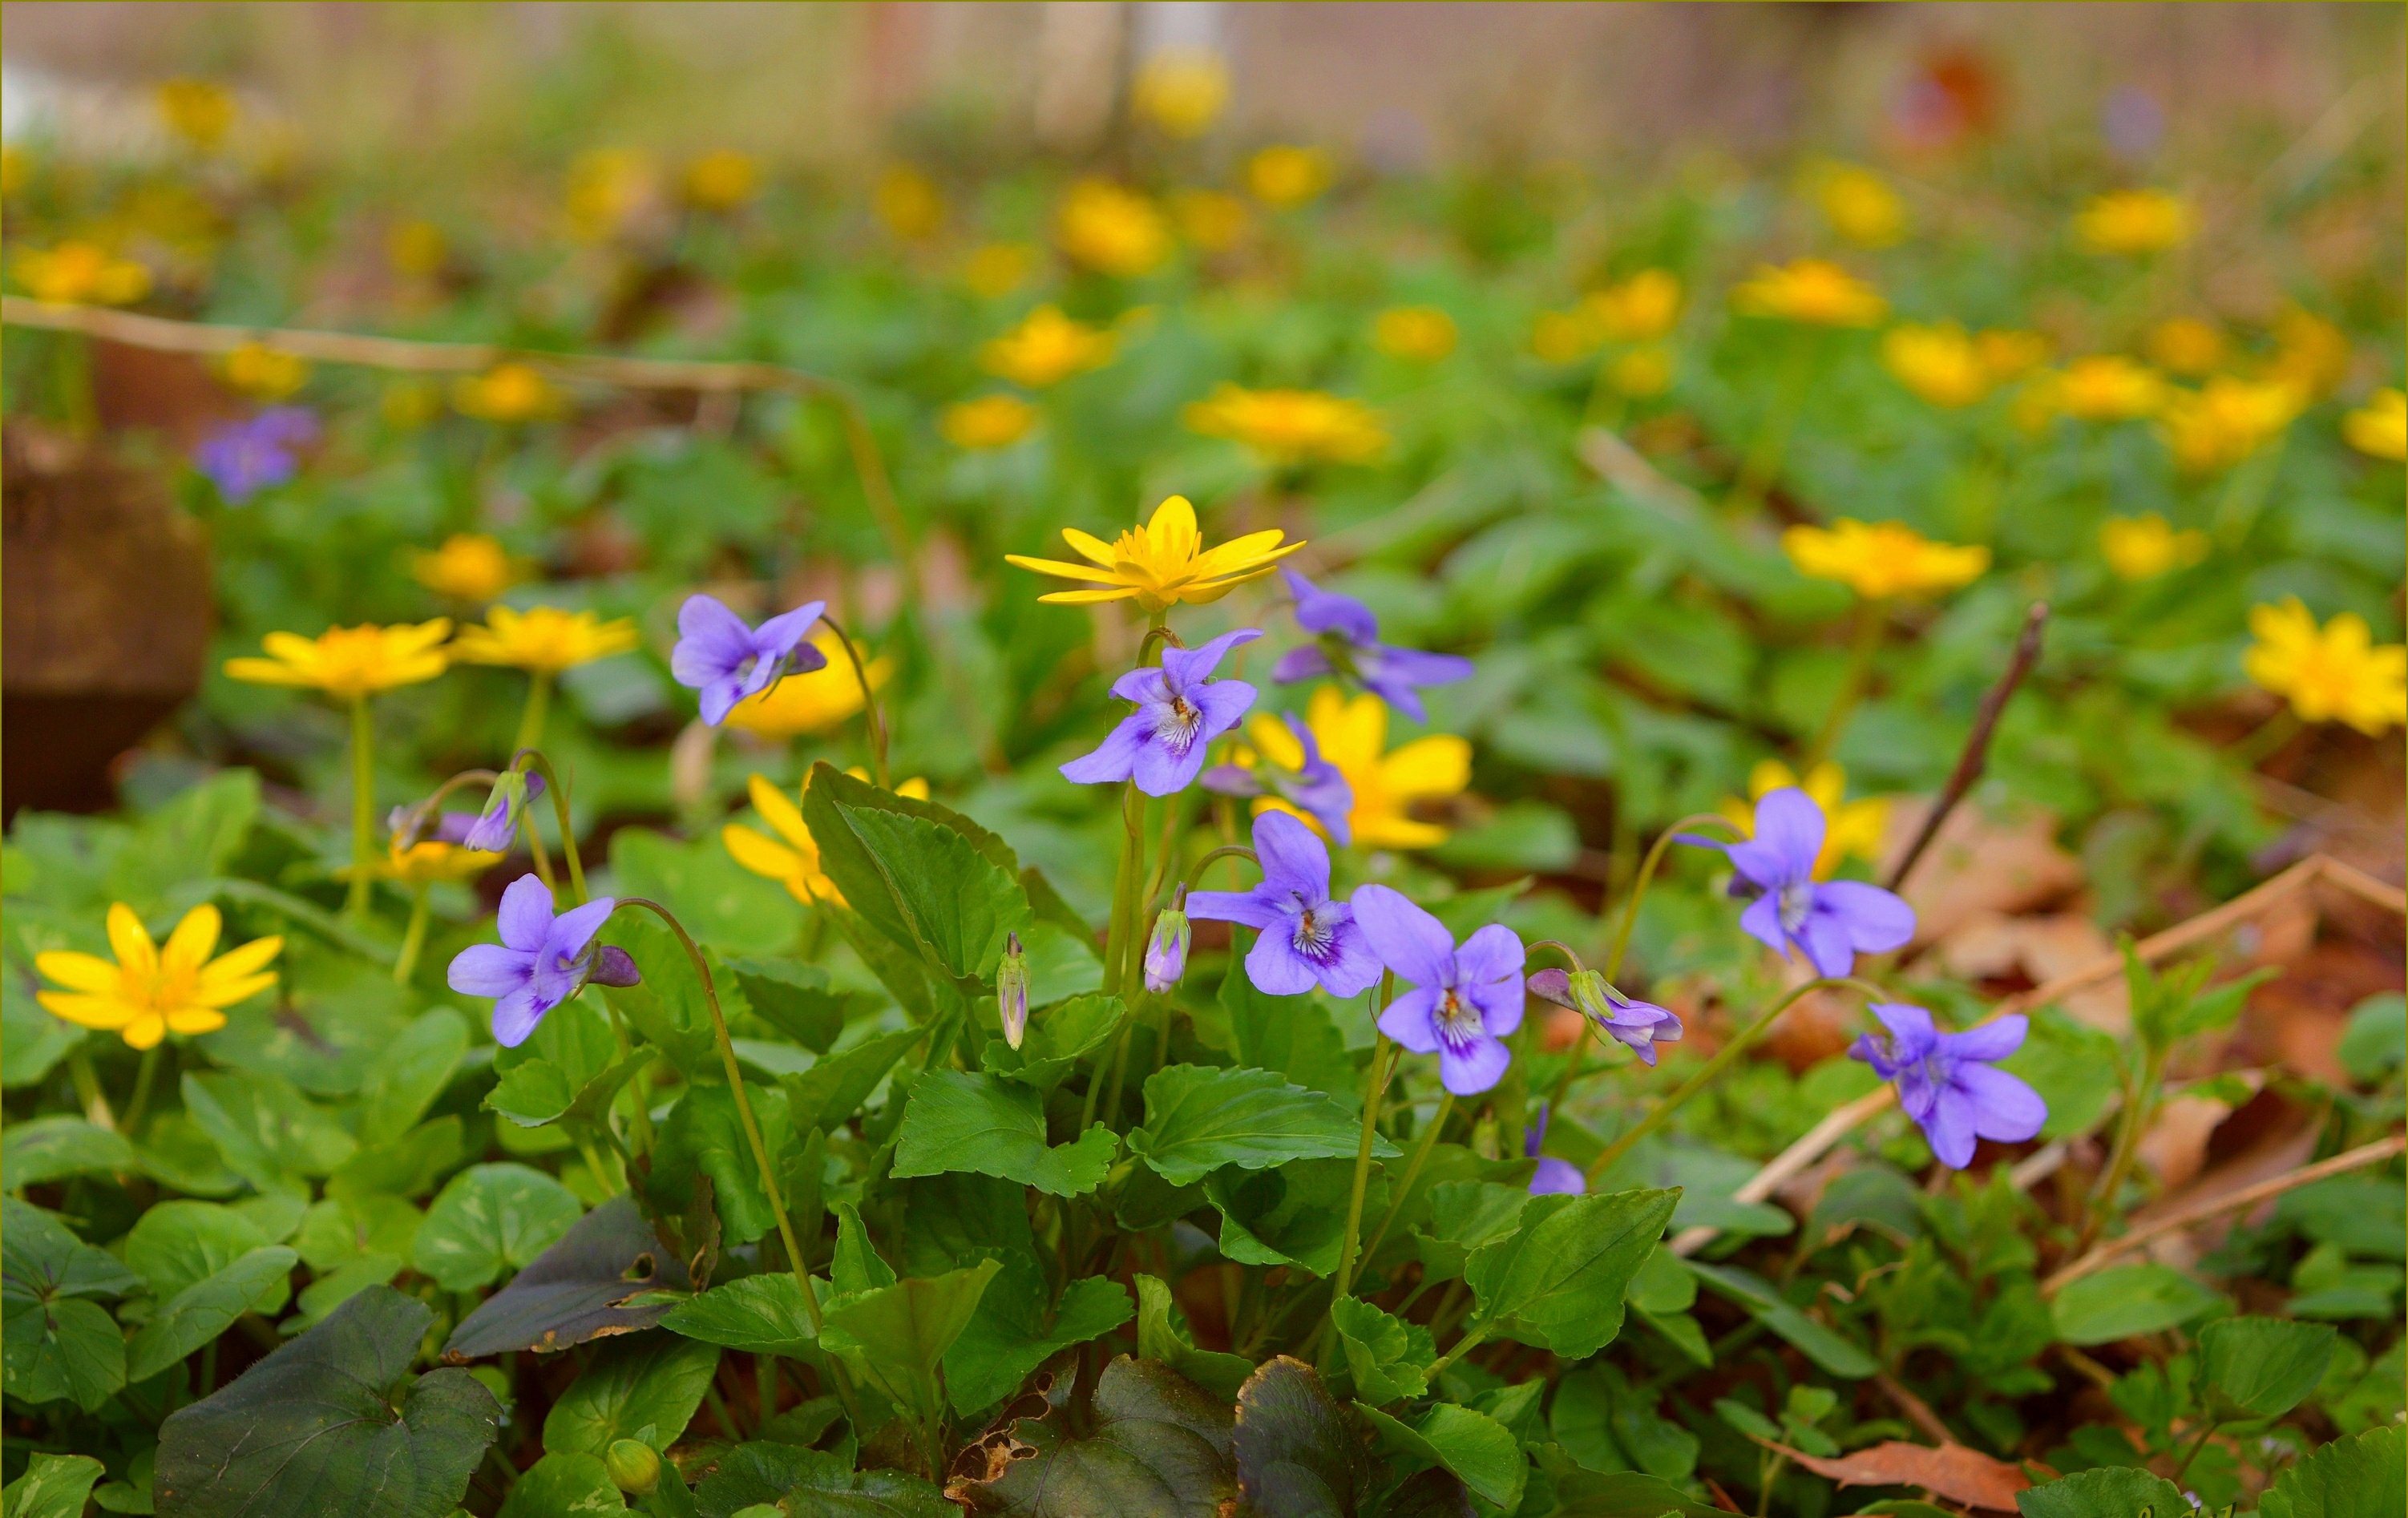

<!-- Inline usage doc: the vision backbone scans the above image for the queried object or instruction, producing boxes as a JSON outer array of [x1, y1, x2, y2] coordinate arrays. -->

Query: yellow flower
[[2267, 308, 2351, 399], [1782, 519, 1989, 600], [724, 771, 928, 906], [682, 150, 759, 212], [1731, 259, 1886, 327], [348, 840, 503, 887], [1975, 329, 2052, 382], [2244, 599, 2406, 736], [1719, 760, 1889, 878], [1250, 688, 1470, 850], [2054, 356, 2168, 422], [453, 363, 564, 424], [2075, 189, 2193, 255], [1055, 180, 1171, 277], [1246, 145, 1335, 208], [725, 632, 891, 739], [2099, 515, 2209, 581], [219, 341, 310, 401], [943, 394, 1039, 450], [1882, 323, 1991, 408], [982, 305, 1117, 389], [1007, 494, 1303, 611], [225, 620, 452, 700], [2342, 388, 2406, 462], [1182, 384, 1387, 466], [14, 242, 152, 306], [1811, 164, 1906, 248], [1171, 189, 1249, 252], [1133, 49, 1230, 139], [2145, 317, 2225, 377], [963, 242, 1036, 299], [2157, 377, 2302, 474], [413, 534, 522, 602], [1584, 269, 1682, 342], [1530, 309, 1602, 365], [1609, 346, 1674, 398], [452, 606, 639, 675], [36, 903, 281, 1050], [874, 164, 944, 242], [156, 79, 236, 149], [564, 149, 654, 241], [387, 220, 447, 278], [1374, 306, 1459, 362]]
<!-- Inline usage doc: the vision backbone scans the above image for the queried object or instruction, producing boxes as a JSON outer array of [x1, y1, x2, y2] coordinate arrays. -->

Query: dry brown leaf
[[1937, 910, 2126, 1030], [2137, 1072, 2265, 1192], [1758, 1439, 2030, 1511], [1886, 801, 2084, 946]]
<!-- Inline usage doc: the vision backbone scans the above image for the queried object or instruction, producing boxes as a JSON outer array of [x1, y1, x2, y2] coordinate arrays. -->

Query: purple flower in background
[[670, 593, 826, 725], [1355, 883, 1525, 1096], [1061, 629, 1260, 797], [1850, 1003, 2046, 1169], [1527, 967, 1684, 1067], [194, 407, 319, 503], [1525, 1104, 1586, 1196], [1187, 810, 1381, 998], [446, 874, 637, 1046], [1200, 713, 1355, 845], [461, 770, 546, 854], [1684, 787, 1914, 978], [1272, 568, 1473, 723]]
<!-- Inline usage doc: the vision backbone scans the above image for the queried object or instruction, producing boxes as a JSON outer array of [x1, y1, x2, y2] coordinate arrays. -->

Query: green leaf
[[803, 766, 1032, 980], [154, 1286, 499, 1518], [890, 1071, 1114, 1197], [127, 1199, 283, 1306], [2197, 1315, 2335, 1417], [2277, 1177, 2407, 1261], [411, 1163, 583, 1292], [487, 1049, 652, 1131], [1800, 1163, 1924, 1249], [1542, 1467, 1727, 1518], [833, 1201, 898, 1295], [357, 1008, 470, 1147], [1683, 1261, 1877, 1379], [326, 1116, 464, 1204], [493, 1451, 624, 1518], [1232, 1356, 1364, 1518], [697, 1442, 954, 1517], [1634, 1306, 1711, 1367], [1413, 1180, 1531, 1282], [2337, 992, 2406, 1084], [984, 992, 1123, 1097], [2049, 1265, 2223, 1346], [783, 1026, 923, 1134], [544, 1330, 722, 1456], [127, 1245, 298, 1382], [2014, 1466, 2191, 1518], [4, 1197, 140, 1302], [951, 1355, 1235, 1518], [1, 975, 81, 1091], [654, 1080, 794, 1244], [2, 1452, 105, 1518], [820, 1260, 1002, 1418], [1463, 1188, 1679, 1359], [1550, 1362, 1700, 1482], [2, 1199, 135, 1411], [1329, 1296, 1432, 1403], [2000, 1008, 2123, 1141], [1132, 1274, 1255, 1403], [1210, 1159, 1384, 1277], [945, 1275, 1133, 1413], [2, 1116, 132, 1191], [1128, 1065, 1390, 1188], [1222, 960, 1356, 1100], [727, 957, 862, 1053], [1624, 1246, 1696, 1314], [1357, 1401, 1525, 1512], [2257, 1423, 2405, 1518], [609, 825, 797, 957], [663, 1274, 819, 1360], [181, 1069, 357, 1189], [446, 1196, 692, 1360]]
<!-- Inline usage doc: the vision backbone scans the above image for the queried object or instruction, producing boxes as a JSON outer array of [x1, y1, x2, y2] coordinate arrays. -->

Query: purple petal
[[1799, 908, 1857, 977], [1439, 1036, 1513, 1096], [1868, 1003, 1939, 1057], [1529, 1157, 1586, 1197], [1849, 1031, 1900, 1081], [1314, 923, 1384, 998], [495, 874, 556, 951], [1198, 763, 1265, 797], [1188, 679, 1259, 743], [589, 946, 642, 987], [1818, 880, 1917, 954], [1921, 1089, 1979, 1169], [1109, 667, 1172, 705], [1736, 892, 1790, 959], [1376, 646, 1475, 688], [697, 673, 749, 727], [1940, 1015, 2028, 1064], [1129, 729, 1207, 797], [1159, 628, 1263, 692], [1186, 888, 1286, 931], [1253, 810, 1331, 902], [490, 985, 554, 1048], [671, 595, 754, 685], [547, 897, 619, 960], [1283, 568, 1378, 643], [1378, 987, 1444, 1053], [752, 602, 826, 664], [1957, 1064, 2048, 1144], [1750, 788, 1828, 880], [1465, 975, 1526, 1039], [1527, 967, 1575, 1007], [1350, 885, 1457, 987], [1452, 923, 1525, 987], [1246, 928, 1323, 997], [1060, 715, 1148, 785], [1271, 646, 1334, 684], [447, 943, 531, 998]]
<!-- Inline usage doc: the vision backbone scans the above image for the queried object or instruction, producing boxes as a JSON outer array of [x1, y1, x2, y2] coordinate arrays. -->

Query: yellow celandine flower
[[387, 220, 447, 278], [1882, 324, 1992, 409], [1530, 308, 1602, 365], [1055, 180, 1171, 277], [725, 631, 891, 739], [1719, 760, 1889, 879], [1182, 384, 1387, 466], [1585, 269, 1682, 343], [156, 79, 236, 150], [2341, 389, 2406, 462], [1782, 519, 1989, 600], [347, 839, 503, 887], [453, 363, 564, 424], [225, 620, 451, 700], [564, 149, 655, 241], [963, 242, 1036, 299], [1007, 495, 1303, 611], [1975, 329, 2051, 382], [2156, 377, 2302, 474], [413, 534, 522, 602], [2244, 599, 2407, 737], [1375, 307, 1458, 362], [14, 242, 152, 306], [1132, 49, 1230, 139], [682, 150, 759, 212], [1731, 259, 1887, 327], [982, 306, 1117, 389], [451, 606, 640, 675], [2146, 317, 2225, 377], [1248, 688, 1470, 850], [2267, 308, 2351, 399], [942, 394, 1039, 450], [723, 771, 928, 906], [1811, 164, 1907, 248], [2075, 189, 2194, 255], [36, 903, 282, 1050], [1172, 189, 1249, 252], [2099, 515, 2209, 581], [874, 165, 944, 242], [1246, 145, 1335, 208], [218, 341, 310, 401], [2054, 355, 2168, 422]]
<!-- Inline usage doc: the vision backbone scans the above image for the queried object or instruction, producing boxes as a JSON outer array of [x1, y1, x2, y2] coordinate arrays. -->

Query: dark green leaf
[[983, 993, 1123, 1096], [543, 1330, 722, 1455], [2014, 1466, 2191, 1518], [655, 1080, 794, 1245], [2, 1199, 135, 1411], [803, 767, 1030, 980], [1133, 1274, 1254, 1402], [2197, 1315, 2335, 1417], [1543, 1467, 1727, 1518], [1356, 1402, 1524, 1512], [819, 1261, 1001, 1416], [411, 1163, 583, 1292], [2337, 993, 2406, 1084], [1412, 1180, 1530, 1282], [2277, 1177, 2407, 1261], [3, 1197, 140, 1303], [782, 1027, 924, 1135], [1209, 1159, 1384, 1277], [2, 1452, 105, 1518], [1222, 961, 1356, 1100], [357, 1009, 470, 1147], [1683, 1261, 1877, 1378], [890, 1071, 1114, 1197], [2049, 1265, 2222, 1346], [1129, 1065, 1390, 1188], [946, 1275, 1132, 1413], [701, 1442, 952, 1517], [2, 1116, 132, 1191], [494, 1451, 623, 1518], [727, 957, 862, 1053], [832, 1201, 897, 1295], [127, 1200, 282, 1305], [1550, 1363, 1699, 1482], [1463, 1189, 1679, 1359], [448, 1197, 693, 1359], [2257, 1423, 2405, 1518], [127, 1245, 297, 1381], [1329, 1296, 1432, 1403], [952, 1356, 1235, 1518], [1233, 1357, 1364, 1518], [663, 1274, 818, 1361]]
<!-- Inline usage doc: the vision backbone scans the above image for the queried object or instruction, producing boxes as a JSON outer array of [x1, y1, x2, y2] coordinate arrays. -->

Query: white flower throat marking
[[1291, 900, 1334, 960], [1777, 878, 1815, 935], [1158, 692, 1203, 753], [1434, 987, 1485, 1054]]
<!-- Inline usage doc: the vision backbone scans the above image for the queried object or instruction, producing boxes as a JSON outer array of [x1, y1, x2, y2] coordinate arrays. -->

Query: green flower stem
[[393, 886, 432, 983], [2075, 1040, 2168, 1256], [512, 672, 553, 756], [122, 1045, 164, 1138], [1329, 980, 1399, 1310], [1726, 326, 1816, 516], [1602, 813, 1739, 982], [1424, 1320, 1491, 1383], [1355, 1088, 1452, 1278], [1801, 596, 1889, 771], [599, 995, 655, 1158], [67, 1048, 114, 1130], [2228, 708, 2302, 769], [516, 751, 587, 903], [346, 696, 378, 920], [2169, 1416, 2225, 1484], [815, 613, 890, 791], [1186, 843, 1259, 880], [1083, 783, 1149, 1136], [1583, 975, 1886, 1185]]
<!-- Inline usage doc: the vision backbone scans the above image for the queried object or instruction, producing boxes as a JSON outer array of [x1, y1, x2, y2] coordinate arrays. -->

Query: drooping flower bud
[[1144, 893, 1191, 994], [463, 769, 544, 854], [604, 1438, 661, 1496], [1527, 966, 1684, 1067], [996, 931, 1030, 1049]]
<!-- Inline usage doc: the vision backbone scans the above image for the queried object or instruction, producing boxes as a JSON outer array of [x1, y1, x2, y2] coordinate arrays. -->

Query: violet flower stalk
[[1527, 967, 1683, 1066], [1685, 786, 1914, 977], [1525, 1104, 1586, 1196], [670, 592, 827, 725], [1272, 567, 1473, 722], [1186, 810, 1381, 998], [1061, 628, 1261, 797], [1200, 713, 1355, 845], [1353, 883, 1525, 1095], [446, 874, 639, 1046], [1850, 1003, 2046, 1169]]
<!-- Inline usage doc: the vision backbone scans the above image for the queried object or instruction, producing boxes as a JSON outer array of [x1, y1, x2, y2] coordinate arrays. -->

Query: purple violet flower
[[670, 593, 827, 725], [1525, 1104, 1586, 1196], [1849, 1004, 2046, 1169], [1186, 810, 1381, 998], [1684, 786, 1915, 978], [1199, 713, 1355, 845], [1354, 883, 1525, 1096], [1271, 568, 1473, 723], [1527, 967, 1684, 1067], [194, 407, 319, 503], [446, 874, 638, 1046], [461, 770, 545, 854], [1060, 629, 1260, 797]]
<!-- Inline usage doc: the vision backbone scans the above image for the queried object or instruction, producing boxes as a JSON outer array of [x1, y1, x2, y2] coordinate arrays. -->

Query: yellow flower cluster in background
[[1056, 179, 1170, 277], [1133, 50, 1230, 139], [2342, 389, 2406, 462], [1183, 384, 1387, 466], [1731, 259, 1886, 326], [14, 242, 152, 305], [38, 903, 282, 1049], [1881, 324, 1992, 408], [962, 242, 1036, 299], [2099, 515, 2208, 581], [2050, 355, 2168, 422], [353, 839, 503, 887], [2266, 308, 2349, 398], [2157, 376, 2301, 474], [413, 534, 523, 601], [454, 362, 564, 423], [1720, 760, 1889, 878], [1248, 688, 1470, 850], [226, 620, 451, 699], [1810, 164, 1906, 248], [982, 306, 1117, 388], [725, 631, 891, 739], [1783, 519, 1989, 600], [1587, 270, 1682, 343], [681, 150, 759, 212], [875, 164, 944, 242], [453, 606, 639, 674], [2146, 317, 2224, 376], [2075, 188, 2193, 255], [1247, 145, 1335, 208], [943, 394, 1039, 449], [1375, 305, 1457, 361], [1171, 189, 1249, 252], [1008, 495, 1301, 610], [219, 341, 310, 400], [156, 79, 236, 150], [564, 148, 654, 241], [2244, 599, 2406, 736]]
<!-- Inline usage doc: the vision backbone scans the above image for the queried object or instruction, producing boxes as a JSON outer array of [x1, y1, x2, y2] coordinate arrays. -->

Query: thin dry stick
[[1885, 602, 2049, 891], [2040, 1134, 2407, 1296]]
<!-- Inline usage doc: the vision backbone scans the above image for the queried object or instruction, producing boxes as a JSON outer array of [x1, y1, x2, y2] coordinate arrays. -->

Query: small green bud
[[996, 931, 1031, 1049], [605, 1438, 661, 1496]]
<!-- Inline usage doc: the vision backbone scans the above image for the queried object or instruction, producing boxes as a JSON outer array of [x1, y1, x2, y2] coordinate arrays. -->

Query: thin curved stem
[[346, 696, 377, 920], [512, 672, 552, 756], [122, 1046, 163, 1138], [1186, 844, 1259, 882], [1603, 813, 1738, 982], [516, 751, 586, 903], [1328, 1031, 1397, 1312], [1802, 598, 1888, 771], [1356, 1088, 1452, 1276], [394, 887, 431, 983], [393, 769, 502, 846], [814, 613, 890, 791]]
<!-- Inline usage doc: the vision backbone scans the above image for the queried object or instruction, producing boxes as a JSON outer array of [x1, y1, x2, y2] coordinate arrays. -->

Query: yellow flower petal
[[223, 656, 317, 687], [722, 823, 802, 883], [164, 1007, 228, 1036], [36, 991, 138, 1030], [121, 1015, 168, 1051], [107, 903, 158, 976], [192, 971, 279, 1009], [747, 773, 812, 852], [1003, 554, 1129, 586], [197, 934, 283, 990], [1059, 529, 1121, 568], [1036, 587, 1141, 605], [1380, 735, 1472, 800], [34, 951, 122, 995], [161, 904, 222, 977]]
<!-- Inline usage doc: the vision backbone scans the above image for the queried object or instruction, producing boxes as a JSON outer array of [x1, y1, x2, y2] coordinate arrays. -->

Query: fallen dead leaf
[[1755, 1439, 2030, 1512], [2137, 1072, 2265, 1192], [1938, 910, 2127, 1031], [1887, 800, 2085, 947]]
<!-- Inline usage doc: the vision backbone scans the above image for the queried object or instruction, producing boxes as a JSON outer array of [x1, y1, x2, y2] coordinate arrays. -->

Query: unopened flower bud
[[1527, 966, 1683, 1067], [1144, 897, 1190, 994], [996, 931, 1030, 1049], [604, 1438, 661, 1496], [463, 769, 544, 854]]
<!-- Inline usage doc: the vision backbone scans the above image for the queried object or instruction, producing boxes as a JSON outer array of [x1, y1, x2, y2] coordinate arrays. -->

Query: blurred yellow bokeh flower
[[1731, 259, 1886, 327], [1812, 164, 1906, 248], [2099, 515, 2208, 581], [682, 150, 759, 212], [2157, 377, 2301, 474], [387, 220, 448, 278], [982, 305, 1117, 389], [453, 363, 564, 423], [413, 534, 522, 602], [219, 341, 310, 401], [1172, 189, 1250, 252], [2075, 189, 2193, 255], [37, 903, 281, 1050], [1133, 49, 1230, 139], [453, 606, 639, 675], [1882, 324, 1991, 408], [1056, 180, 1170, 277], [348, 839, 503, 888], [943, 394, 1040, 449], [2267, 307, 2351, 399], [1375, 306, 1459, 362], [1975, 329, 2051, 381], [1719, 760, 1888, 878], [1183, 384, 1387, 466], [724, 771, 927, 906], [1008, 494, 1303, 611], [14, 242, 152, 306], [1247, 145, 1335, 208], [725, 632, 891, 739], [156, 79, 236, 150], [1585, 269, 1682, 343], [1783, 519, 1988, 600], [2244, 599, 2406, 737], [2145, 317, 2224, 377], [1253, 688, 1470, 850], [1609, 346, 1674, 398], [564, 148, 654, 241], [875, 164, 944, 242], [963, 242, 1036, 299], [2053, 355, 2167, 422], [2341, 388, 2406, 462], [226, 620, 451, 700], [1530, 309, 1600, 365]]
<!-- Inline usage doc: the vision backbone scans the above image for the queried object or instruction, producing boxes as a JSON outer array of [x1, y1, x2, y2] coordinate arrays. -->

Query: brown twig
[[1885, 602, 2049, 892]]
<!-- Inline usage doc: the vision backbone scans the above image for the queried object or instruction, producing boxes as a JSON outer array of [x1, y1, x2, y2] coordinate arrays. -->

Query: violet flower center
[[1158, 693, 1203, 753], [1291, 902, 1333, 959], [1778, 878, 1816, 935], [1435, 988, 1485, 1053]]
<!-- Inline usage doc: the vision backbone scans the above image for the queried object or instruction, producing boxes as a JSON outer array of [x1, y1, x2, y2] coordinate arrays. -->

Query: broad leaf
[[127, 1245, 298, 1382], [2, 1116, 133, 1191], [494, 1451, 623, 1518], [2014, 1466, 2190, 1518], [1463, 1189, 1679, 1359], [1330, 1296, 1433, 1403], [412, 1162, 583, 1292], [1133, 1274, 1255, 1402], [1209, 1159, 1384, 1277], [1544, 1467, 1728, 1518], [543, 1330, 721, 1455], [2, 1198, 137, 1410], [819, 1260, 1002, 1417], [2049, 1264, 2222, 1346], [1683, 1260, 1877, 1379], [697, 1441, 953, 1517], [727, 956, 869, 1053], [1357, 1402, 1525, 1512], [804, 765, 1031, 980], [2, 1452, 104, 1518], [127, 1200, 284, 1307], [890, 1071, 1115, 1197], [1233, 1357, 1364, 1518], [1413, 1180, 1532, 1282], [446, 1195, 693, 1359], [654, 1080, 794, 1244], [984, 992, 1124, 1096], [951, 1355, 1235, 1518], [663, 1273, 821, 1360], [1128, 1065, 1389, 1188], [2198, 1315, 2335, 1417], [946, 1274, 1133, 1414], [326, 1116, 464, 1203], [356, 1008, 470, 1146], [832, 1201, 898, 1294], [783, 1026, 925, 1134], [182, 1069, 356, 1189], [1222, 961, 1356, 1100], [2256, 1423, 2404, 1518], [1549, 1362, 1700, 1482], [487, 1049, 652, 1132]]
